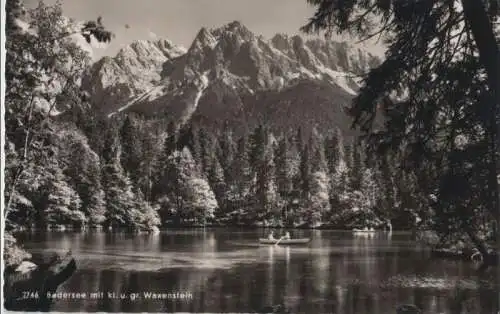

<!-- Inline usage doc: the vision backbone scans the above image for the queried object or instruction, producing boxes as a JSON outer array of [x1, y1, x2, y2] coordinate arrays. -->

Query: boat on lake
[[259, 238, 311, 245], [352, 227, 376, 233]]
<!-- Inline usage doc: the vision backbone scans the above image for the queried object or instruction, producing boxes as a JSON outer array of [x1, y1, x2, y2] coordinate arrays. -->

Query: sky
[[24, 0, 386, 60]]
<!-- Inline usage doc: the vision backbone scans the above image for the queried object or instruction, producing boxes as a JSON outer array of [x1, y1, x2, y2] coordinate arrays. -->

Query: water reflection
[[267, 245, 274, 306], [12, 229, 499, 313]]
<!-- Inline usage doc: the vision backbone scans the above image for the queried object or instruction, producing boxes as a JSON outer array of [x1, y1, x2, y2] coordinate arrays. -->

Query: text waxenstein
[[143, 291, 193, 299]]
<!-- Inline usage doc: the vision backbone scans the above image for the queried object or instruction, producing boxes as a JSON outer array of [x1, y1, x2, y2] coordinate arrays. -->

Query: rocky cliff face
[[82, 21, 381, 135]]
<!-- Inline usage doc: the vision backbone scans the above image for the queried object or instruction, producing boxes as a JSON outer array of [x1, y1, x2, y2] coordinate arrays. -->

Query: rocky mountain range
[[82, 21, 382, 136]]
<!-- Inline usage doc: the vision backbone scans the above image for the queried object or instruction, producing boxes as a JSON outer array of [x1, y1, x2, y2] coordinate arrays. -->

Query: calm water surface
[[17, 229, 499, 313]]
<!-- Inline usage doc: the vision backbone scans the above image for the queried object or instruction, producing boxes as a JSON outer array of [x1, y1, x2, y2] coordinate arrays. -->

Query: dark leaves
[[302, 0, 500, 244], [376, 0, 391, 11], [81, 17, 114, 44]]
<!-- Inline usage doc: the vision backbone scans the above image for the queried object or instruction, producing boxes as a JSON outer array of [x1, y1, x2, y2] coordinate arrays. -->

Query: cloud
[[148, 30, 158, 39]]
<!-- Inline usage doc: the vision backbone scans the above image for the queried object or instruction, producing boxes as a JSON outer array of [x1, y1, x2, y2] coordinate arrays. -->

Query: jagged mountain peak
[[210, 20, 254, 41], [190, 27, 218, 50], [116, 38, 186, 61], [81, 36, 187, 113], [84, 21, 382, 134], [188, 21, 256, 54]]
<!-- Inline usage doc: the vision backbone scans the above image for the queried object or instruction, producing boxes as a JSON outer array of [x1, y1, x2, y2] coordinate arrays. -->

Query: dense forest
[[3, 1, 428, 235], [8, 106, 427, 231]]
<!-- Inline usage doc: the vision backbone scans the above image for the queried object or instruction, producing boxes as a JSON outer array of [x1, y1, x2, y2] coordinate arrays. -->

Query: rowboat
[[352, 228, 376, 233], [259, 238, 311, 245]]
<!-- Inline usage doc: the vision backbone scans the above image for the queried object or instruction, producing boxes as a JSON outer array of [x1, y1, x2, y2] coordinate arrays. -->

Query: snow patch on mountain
[[84, 21, 381, 117], [319, 67, 358, 95], [181, 71, 211, 124]]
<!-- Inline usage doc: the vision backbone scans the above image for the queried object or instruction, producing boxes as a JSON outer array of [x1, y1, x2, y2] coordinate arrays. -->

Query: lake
[[15, 229, 499, 313]]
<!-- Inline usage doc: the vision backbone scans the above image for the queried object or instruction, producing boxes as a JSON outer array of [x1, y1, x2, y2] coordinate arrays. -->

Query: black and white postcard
[[2, 0, 500, 313]]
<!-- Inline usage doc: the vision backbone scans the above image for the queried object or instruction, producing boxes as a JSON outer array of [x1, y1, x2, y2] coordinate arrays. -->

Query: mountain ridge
[[82, 20, 382, 136]]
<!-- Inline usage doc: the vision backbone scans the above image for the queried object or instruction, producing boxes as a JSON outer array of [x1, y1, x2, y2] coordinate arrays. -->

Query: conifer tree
[[249, 124, 267, 170], [207, 155, 227, 217], [152, 121, 178, 201], [120, 115, 143, 185], [347, 140, 363, 192], [257, 139, 279, 220], [228, 135, 254, 215], [102, 153, 136, 229], [306, 170, 330, 226], [66, 136, 106, 227], [137, 122, 162, 202], [298, 143, 311, 200], [275, 135, 294, 215], [218, 123, 236, 173], [306, 132, 331, 226], [45, 166, 86, 228], [165, 121, 178, 156], [198, 127, 212, 175], [324, 128, 340, 175]]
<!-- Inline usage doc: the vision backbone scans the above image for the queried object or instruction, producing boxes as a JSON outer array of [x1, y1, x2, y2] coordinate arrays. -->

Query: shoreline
[[9, 224, 401, 232], [8, 227, 497, 268]]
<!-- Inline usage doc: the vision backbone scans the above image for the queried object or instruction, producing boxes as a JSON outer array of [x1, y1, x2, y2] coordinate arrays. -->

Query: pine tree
[[100, 125, 137, 228], [227, 135, 254, 218], [298, 143, 311, 200], [305, 132, 331, 226], [87, 190, 106, 227], [120, 115, 143, 185], [275, 135, 294, 214], [376, 153, 399, 218], [347, 140, 364, 192], [102, 155, 136, 229], [258, 140, 279, 220], [218, 124, 236, 174], [327, 129, 350, 223], [152, 121, 178, 201], [164, 121, 178, 157], [306, 170, 330, 226], [137, 122, 162, 202], [249, 126, 279, 221], [66, 137, 106, 227], [190, 125, 203, 166], [198, 127, 212, 175], [249, 124, 267, 170], [45, 166, 86, 228], [178, 124, 198, 161], [101, 119, 120, 165], [295, 127, 304, 151], [360, 167, 379, 213], [311, 137, 328, 173], [324, 130, 340, 176], [207, 155, 227, 217]]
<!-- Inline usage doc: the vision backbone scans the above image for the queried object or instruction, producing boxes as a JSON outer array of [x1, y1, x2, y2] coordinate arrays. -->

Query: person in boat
[[268, 231, 275, 240], [283, 231, 291, 240]]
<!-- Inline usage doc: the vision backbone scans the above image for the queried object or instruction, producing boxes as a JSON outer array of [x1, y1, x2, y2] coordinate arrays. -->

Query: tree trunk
[[461, 0, 500, 278], [465, 225, 491, 270]]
